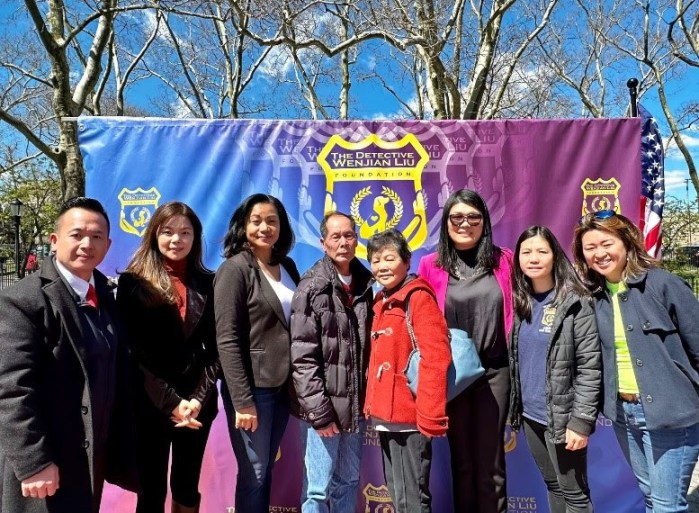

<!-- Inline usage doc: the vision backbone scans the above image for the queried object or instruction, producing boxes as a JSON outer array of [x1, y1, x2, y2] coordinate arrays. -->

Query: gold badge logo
[[317, 134, 430, 258], [117, 187, 161, 237], [362, 483, 395, 513], [580, 178, 621, 216]]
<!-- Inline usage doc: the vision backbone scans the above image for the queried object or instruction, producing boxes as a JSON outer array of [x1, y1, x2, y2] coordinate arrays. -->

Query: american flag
[[638, 104, 664, 258]]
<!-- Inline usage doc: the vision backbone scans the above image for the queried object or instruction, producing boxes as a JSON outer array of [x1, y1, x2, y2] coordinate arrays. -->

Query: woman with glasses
[[509, 225, 601, 513], [418, 189, 514, 513], [214, 193, 300, 513], [573, 210, 699, 513]]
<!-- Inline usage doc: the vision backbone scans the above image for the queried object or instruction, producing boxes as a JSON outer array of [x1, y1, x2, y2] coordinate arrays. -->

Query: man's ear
[[49, 232, 58, 252]]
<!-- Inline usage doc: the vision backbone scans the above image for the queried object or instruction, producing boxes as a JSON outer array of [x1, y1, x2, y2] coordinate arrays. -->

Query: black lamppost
[[10, 199, 23, 278]]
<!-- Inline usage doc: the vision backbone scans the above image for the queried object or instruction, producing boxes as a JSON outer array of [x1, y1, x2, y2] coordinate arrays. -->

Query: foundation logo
[[317, 134, 430, 258], [580, 178, 621, 216], [362, 483, 395, 513], [539, 305, 556, 334], [118, 187, 161, 236]]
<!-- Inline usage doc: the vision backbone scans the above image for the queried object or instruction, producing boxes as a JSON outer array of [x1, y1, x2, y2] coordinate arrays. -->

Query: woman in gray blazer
[[214, 193, 300, 513]]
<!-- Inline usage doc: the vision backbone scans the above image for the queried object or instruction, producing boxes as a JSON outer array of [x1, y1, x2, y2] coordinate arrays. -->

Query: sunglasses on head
[[449, 213, 483, 227], [579, 209, 617, 224]]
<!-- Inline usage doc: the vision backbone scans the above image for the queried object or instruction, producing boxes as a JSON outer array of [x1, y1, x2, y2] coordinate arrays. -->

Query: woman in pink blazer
[[418, 189, 513, 513]]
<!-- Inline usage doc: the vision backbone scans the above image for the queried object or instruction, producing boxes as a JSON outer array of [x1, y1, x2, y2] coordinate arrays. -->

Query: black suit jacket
[[0, 257, 138, 513], [116, 270, 219, 419], [214, 251, 300, 410]]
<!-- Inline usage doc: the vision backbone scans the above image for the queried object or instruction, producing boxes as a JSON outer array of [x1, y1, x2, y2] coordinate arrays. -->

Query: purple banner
[[78, 117, 645, 513]]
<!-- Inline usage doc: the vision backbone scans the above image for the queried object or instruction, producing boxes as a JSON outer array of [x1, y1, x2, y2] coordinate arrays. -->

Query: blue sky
[[1, 2, 698, 206]]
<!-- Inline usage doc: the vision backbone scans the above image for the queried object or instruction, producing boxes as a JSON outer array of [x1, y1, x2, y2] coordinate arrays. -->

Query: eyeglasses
[[449, 213, 483, 227], [579, 209, 617, 224]]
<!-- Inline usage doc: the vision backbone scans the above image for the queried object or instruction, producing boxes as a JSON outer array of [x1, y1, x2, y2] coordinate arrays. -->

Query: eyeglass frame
[[448, 213, 484, 227]]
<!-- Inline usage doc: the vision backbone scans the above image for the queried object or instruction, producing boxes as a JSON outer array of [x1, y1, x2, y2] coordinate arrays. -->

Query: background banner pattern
[[79, 117, 645, 513]]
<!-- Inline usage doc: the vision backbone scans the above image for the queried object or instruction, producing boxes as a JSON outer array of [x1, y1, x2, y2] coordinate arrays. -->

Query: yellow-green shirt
[[607, 281, 639, 393]]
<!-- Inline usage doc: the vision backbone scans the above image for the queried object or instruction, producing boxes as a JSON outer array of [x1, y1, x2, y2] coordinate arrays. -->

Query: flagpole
[[627, 78, 639, 117]]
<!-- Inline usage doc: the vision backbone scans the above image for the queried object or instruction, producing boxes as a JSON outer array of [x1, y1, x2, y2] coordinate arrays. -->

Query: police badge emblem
[[117, 187, 161, 237], [317, 133, 430, 258], [362, 483, 395, 513], [580, 178, 621, 216]]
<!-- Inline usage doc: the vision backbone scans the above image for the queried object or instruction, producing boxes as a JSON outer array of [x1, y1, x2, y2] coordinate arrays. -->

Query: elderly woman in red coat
[[364, 229, 451, 513]]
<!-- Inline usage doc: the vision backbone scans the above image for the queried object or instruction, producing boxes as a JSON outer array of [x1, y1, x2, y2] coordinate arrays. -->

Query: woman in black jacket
[[509, 226, 601, 513], [214, 193, 300, 513], [117, 201, 219, 513]]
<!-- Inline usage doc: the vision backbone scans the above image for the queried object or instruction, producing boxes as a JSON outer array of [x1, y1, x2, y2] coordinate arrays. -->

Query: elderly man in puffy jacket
[[290, 211, 374, 513]]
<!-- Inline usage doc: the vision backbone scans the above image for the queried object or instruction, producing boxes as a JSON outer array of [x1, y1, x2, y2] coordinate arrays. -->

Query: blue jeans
[[612, 399, 699, 513], [222, 385, 290, 513], [300, 421, 364, 513]]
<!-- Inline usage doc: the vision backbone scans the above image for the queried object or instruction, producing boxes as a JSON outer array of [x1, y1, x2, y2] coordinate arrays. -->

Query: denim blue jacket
[[593, 268, 699, 429]]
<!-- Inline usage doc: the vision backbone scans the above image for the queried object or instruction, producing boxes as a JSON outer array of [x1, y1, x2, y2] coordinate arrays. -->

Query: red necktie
[[86, 284, 99, 309]]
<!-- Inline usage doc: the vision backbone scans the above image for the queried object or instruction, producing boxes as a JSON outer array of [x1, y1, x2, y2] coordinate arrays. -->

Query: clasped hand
[[170, 398, 203, 429]]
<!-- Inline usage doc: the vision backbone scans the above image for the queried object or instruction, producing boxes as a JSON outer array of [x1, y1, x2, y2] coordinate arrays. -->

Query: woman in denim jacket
[[573, 210, 699, 513]]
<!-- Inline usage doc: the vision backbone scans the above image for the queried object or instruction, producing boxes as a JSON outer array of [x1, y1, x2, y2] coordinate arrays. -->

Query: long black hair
[[513, 225, 588, 322], [222, 193, 294, 264], [435, 189, 500, 273]]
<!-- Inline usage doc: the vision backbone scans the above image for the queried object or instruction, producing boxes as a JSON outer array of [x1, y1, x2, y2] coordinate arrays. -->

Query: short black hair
[[320, 211, 356, 239], [367, 229, 411, 263], [55, 197, 110, 233]]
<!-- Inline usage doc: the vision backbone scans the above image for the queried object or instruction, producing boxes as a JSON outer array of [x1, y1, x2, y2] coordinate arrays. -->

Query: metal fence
[[0, 272, 17, 290], [685, 276, 699, 297], [0, 257, 44, 290]]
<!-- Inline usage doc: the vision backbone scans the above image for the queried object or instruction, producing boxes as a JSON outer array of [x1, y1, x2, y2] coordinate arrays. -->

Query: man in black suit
[[0, 197, 138, 513]]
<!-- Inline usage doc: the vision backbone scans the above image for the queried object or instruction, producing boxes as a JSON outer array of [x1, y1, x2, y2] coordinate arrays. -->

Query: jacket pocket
[[368, 366, 396, 422], [250, 348, 263, 381]]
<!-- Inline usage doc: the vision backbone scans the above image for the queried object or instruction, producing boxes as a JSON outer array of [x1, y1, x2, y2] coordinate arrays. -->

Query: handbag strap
[[404, 294, 418, 351]]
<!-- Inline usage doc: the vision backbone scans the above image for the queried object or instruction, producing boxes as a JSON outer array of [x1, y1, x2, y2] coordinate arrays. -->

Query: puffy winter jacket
[[290, 256, 374, 431], [509, 293, 601, 443]]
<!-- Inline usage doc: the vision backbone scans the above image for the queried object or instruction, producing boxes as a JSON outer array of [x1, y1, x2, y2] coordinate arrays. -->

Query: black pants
[[135, 396, 216, 513], [447, 365, 510, 513], [379, 431, 433, 513], [523, 418, 593, 513]]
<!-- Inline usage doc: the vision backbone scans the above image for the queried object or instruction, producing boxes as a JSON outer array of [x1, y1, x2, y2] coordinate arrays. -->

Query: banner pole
[[627, 78, 639, 117]]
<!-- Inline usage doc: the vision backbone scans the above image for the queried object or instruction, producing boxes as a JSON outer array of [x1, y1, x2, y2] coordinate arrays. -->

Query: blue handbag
[[403, 297, 485, 401]]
